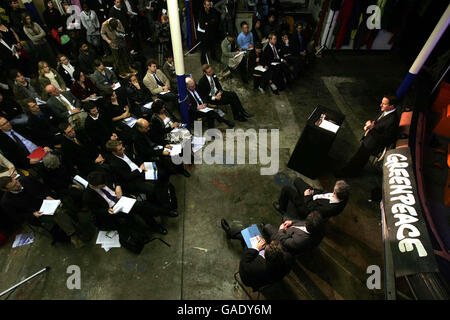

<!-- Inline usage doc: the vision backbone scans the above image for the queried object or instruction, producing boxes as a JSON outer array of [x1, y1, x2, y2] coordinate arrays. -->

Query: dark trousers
[[212, 91, 245, 120], [252, 71, 270, 90], [279, 178, 316, 220], [192, 109, 223, 128], [200, 38, 217, 65], [228, 227, 247, 248], [341, 143, 372, 177]]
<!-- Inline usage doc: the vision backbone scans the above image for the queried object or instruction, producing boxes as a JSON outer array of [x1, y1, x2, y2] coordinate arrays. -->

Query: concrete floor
[[0, 49, 409, 300]]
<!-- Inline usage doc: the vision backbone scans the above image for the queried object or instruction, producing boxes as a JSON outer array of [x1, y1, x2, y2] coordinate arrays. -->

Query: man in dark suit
[[84, 103, 117, 151], [263, 211, 325, 255], [0, 116, 52, 169], [263, 33, 291, 90], [132, 118, 190, 177], [185, 77, 234, 128], [273, 178, 350, 220], [197, 64, 253, 122], [82, 170, 168, 235], [104, 139, 178, 219], [59, 122, 105, 176], [198, 0, 220, 65], [22, 98, 60, 147], [337, 95, 400, 177], [221, 218, 293, 291], [45, 85, 86, 130], [0, 175, 93, 248]]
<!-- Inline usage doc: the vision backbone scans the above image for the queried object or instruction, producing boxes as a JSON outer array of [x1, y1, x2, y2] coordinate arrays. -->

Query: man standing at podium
[[336, 95, 399, 177]]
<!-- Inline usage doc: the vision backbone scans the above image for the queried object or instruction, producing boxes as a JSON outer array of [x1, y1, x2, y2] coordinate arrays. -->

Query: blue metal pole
[[396, 4, 450, 99]]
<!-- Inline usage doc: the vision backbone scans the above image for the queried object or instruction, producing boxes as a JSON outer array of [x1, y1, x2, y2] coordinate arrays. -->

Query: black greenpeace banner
[[382, 147, 439, 277]]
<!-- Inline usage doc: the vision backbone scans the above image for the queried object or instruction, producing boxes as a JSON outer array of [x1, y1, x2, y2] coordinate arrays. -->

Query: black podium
[[287, 106, 345, 179]]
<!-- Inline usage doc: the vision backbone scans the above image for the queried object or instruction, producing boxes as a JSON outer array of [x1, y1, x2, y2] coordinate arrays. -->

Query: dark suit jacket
[[197, 74, 223, 104], [239, 247, 293, 291], [105, 151, 145, 187], [132, 127, 164, 163], [302, 194, 348, 219], [362, 110, 399, 155], [262, 43, 282, 67], [149, 112, 178, 146], [269, 220, 324, 255], [0, 176, 50, 225], [25, 108, 59, 147], [60, 131, 101, 175], [57, 62, 78, 88], [0, 128, 46, 169], [84, 112, 114, 150], [46, 92, 82, 121]]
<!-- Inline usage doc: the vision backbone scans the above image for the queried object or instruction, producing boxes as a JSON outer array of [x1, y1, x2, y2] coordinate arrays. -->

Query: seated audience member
[[162, 55, 177, 90], [70, 70, 100, 104], [248, 42, 277, 94], [133, 118, 190, 177], [104, 139, 178, 219], [0, 91, 23, 122], [273, 178, 350, 220], [149, 100, 191, 146], [0, 175, 93, 248], [45, 84, 85, 129], [221, 32, 246, 82], [0, 152, 16, 178], [198, 64, 253, 122], [22, 98, 59, 146], [263, 211, 325, 255], [263, 33, 290, 91], [143, 60, 178, 115], [125, 74, 153, 119], [41, 152, 79, 197], [90, 59, 119, 95], [38, 61, 67, 100], [83, 170, 168, 235], [221, 218, 293, 291], [237, 21, 254, 51], [251, 19, 265, 44], [78, 42, 100, 75], [10, 69, 42, 101], [337, 95, 400, 177], [59, 122, 105, 176], [56, 54, 78, 88], [290, 23, 308, 62], [262, 13, 280, 38], [0, 116, 52, 169], [84, 103, 118, 150], [104, 90, 135, 145], [185, 77, 234, 128], [279, 33, 302, 78]]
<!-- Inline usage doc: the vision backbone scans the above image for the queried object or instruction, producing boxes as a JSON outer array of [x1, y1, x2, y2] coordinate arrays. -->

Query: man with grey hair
[[273, 177, 350, 220]]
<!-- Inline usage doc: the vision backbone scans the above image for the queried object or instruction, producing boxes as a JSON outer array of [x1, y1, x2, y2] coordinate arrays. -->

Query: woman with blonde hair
[[37, 61, 66, 100]]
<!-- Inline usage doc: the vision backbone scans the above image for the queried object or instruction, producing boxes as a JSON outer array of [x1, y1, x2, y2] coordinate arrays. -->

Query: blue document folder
[[241, 224, 262, 249]]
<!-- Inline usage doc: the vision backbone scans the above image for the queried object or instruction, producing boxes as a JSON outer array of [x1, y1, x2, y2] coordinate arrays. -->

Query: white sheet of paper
[[158, 90, 170, 95], [233, 51, 245, 59], [319, 119, 339, 133], [35, 98, 46, 105], [198, 107, 214, 113], [112, 196, 136, 214], [73, 175, 88, 188], [12, 232, 34, 248], [271, 62, 281, 66], [123, 117, 137, 128], [144, 162, 158, 180], [39, 200, 61, 216], [96, 230, 118, 244], [167, 144, 182, 156], [142, 102, 153, 109], [254, 65, 267, 72], [249, 235, 262, 249], [112, 82, 121, 90]]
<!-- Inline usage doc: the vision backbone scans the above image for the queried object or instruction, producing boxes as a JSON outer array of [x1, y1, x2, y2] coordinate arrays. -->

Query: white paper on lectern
[[319, 119, 340, 133]]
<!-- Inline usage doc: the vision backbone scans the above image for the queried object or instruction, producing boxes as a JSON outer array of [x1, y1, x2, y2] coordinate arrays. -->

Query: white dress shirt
[[115, 153, 142, 173]]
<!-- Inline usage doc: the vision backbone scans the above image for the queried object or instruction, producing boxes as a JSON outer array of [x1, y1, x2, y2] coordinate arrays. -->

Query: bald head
[[185, 77, 195, 91], [45, 84, 60, 96], [136, 118, 150, 133]]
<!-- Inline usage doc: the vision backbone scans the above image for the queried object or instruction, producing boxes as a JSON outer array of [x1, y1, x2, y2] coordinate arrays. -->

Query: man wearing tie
[[185, 77, 234, 128], [45, 85, 86, 130], [263, 33, 291, 91], [143, 60, 178, 115], [0, 116, 52, 169], [197, 64, 253, 122], [337, 95, 399, 177]]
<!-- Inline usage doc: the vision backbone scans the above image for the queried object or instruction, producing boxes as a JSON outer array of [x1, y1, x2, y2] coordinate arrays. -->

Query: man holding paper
[[0, 175, 92, 248], [0, 116, 52, 169], [220, 218, 293, 291], [105, 139, 178, 218], [82, 171, 168, 235]]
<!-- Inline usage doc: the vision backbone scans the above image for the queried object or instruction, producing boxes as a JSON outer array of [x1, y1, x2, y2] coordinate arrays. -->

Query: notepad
[[318, 119, 339, 133], [27, 147, 46, 160], [233, 51, 245, 59], [39, 199, 61, 215], [112, 196, 136, 214], [123, 117, 137, 128], [198, 107, 214, 113], [73, 175, 88, 189], [241, 224, 262, 249], [254, 65, 267, 72], [165, 144, 182, 156], [112, 82, 121, 90], [144, 162, 158, 180]]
